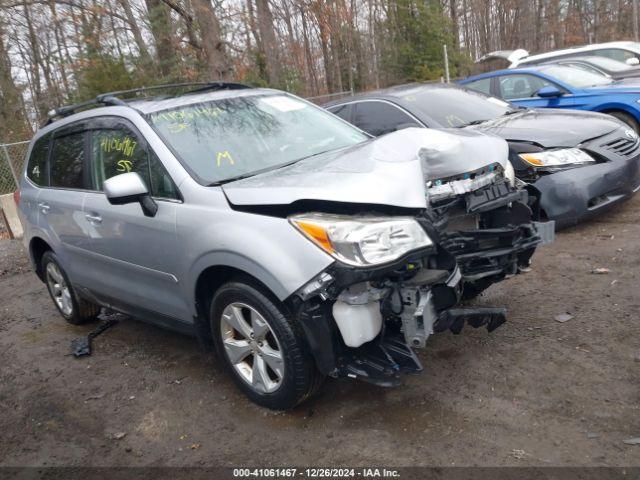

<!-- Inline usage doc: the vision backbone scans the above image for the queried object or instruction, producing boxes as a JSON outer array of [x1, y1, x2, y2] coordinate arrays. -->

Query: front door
[[81, 118, 190, 326], [496, 74, 575, 109]]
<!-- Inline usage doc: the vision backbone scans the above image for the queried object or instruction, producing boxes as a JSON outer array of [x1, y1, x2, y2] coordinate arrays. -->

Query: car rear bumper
[[532, 154, 640, 229]]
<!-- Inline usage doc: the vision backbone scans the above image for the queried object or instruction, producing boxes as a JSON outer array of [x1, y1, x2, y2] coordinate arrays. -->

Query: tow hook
[[434, 307, 507, 334]]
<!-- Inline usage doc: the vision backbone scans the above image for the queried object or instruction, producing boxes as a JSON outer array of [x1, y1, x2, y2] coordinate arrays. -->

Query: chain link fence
[[0, 141, 29, 195]]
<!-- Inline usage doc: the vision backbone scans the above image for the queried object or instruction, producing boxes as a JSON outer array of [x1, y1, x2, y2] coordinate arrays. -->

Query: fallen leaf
[[554, 314, 573, 323], [190, 443, 201, 450]]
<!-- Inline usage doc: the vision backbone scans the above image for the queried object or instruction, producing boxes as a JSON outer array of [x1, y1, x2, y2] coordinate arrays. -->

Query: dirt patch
[[1, 197, 639, 467]]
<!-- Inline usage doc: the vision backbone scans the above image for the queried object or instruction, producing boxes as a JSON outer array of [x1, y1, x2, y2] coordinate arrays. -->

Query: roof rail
[[44, 81, 251, 125]]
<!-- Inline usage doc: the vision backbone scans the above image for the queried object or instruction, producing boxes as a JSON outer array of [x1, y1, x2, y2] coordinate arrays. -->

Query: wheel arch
[[29, 236, 53, 282], [594, 104, 640, 124], [192, 262, 294, 350]]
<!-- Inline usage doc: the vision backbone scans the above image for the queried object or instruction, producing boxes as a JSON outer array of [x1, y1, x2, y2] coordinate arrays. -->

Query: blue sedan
[[459, 64, 640, 132]]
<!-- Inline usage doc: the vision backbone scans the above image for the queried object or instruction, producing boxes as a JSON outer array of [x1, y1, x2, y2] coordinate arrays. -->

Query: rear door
[[36, 123, 95, 286], [81, 117, 190, 326]]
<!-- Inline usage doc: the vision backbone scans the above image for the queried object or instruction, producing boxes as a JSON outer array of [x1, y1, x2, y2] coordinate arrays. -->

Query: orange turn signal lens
[[293, 221, 335, 254], [519, 154, 544, 166]]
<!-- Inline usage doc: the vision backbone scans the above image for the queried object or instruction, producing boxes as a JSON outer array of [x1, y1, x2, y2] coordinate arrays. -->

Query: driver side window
[[90, 127, 179, 200], [498, 74, 553, 100]]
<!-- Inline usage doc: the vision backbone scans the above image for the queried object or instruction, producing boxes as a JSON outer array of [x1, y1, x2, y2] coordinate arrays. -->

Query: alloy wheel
[[46, 262, 73, 316], [220, 302, 285, 393]]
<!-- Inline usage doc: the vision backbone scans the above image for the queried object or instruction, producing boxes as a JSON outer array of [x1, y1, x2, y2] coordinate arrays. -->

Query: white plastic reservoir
[[332, 300, 383, 348]]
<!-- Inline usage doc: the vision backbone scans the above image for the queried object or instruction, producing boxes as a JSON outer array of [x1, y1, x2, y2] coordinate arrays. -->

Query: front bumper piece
[[294, 253, 511, 387]]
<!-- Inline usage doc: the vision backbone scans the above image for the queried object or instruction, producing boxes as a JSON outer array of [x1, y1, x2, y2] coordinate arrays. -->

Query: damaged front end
[[417, 130, 555, 298], [291, 243, 507, 387]]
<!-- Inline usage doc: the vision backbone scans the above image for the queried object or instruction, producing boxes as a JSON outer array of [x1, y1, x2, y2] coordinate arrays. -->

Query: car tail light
[[13, 189, 20, 206]]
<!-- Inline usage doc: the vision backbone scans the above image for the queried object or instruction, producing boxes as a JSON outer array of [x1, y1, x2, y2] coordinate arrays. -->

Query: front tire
[[42, 251, 101, 325], [211, 280, 322, 410]]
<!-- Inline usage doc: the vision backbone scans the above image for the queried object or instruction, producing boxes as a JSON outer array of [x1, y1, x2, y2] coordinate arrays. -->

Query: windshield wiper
[[457, 119, 489, 127], [208, 172, 260, 186], [502, 108, 525, 115]]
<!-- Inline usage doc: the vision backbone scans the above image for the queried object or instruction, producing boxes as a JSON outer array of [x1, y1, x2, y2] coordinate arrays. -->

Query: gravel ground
[[0, 196, 639, 467]]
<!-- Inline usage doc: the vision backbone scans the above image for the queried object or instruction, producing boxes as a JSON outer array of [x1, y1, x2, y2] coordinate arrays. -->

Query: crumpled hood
[[222, 128, 509, 208], [471, 108, 621, 147]]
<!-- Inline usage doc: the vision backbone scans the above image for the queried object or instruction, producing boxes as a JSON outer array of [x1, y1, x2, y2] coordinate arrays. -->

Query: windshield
[[401, 86, 514, 127], [148, 93, 368, 184], [540, 65, 612, 87]]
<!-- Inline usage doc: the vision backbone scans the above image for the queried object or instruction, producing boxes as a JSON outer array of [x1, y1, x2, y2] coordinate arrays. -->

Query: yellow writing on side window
[[216, 151, 235, 167], [116, 160, 133, 173], [101, 135, 138, 157]]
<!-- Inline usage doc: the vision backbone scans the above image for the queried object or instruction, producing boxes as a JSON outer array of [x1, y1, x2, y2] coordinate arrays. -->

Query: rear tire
[[211, 280, 323, 410], [42, 251, 101, 325], [608, 111, 640, 134]]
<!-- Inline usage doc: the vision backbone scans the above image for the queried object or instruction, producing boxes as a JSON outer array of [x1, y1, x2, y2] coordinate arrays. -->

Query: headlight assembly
[[290, 213, 433, 267], [519, 148, 595, 168]]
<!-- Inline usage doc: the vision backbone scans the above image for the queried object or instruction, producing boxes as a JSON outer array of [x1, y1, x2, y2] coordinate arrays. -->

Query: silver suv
[[18, 83, 550, 409]]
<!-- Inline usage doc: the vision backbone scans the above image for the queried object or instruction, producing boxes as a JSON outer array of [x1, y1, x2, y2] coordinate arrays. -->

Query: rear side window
[[27, 134, 50, 186], [353, 101, 417, 136], [50, 133, 86, 189], [590, 48, 637, 63], [90, 128, 179, 200], [328, 103, 352, 122]]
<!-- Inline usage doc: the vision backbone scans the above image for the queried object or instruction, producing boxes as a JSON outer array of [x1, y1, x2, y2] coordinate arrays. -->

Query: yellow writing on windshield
[[100, 135, 138, 157], [167, 122, 189, 134], [216, 150, 235, 167], [152, 106, 224, 125]]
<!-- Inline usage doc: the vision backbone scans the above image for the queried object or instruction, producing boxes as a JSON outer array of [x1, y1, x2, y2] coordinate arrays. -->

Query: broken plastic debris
[[591, 268, 610, 274], [511, 449, 527, 459], [623, 437, 640, 445], [112, 432, 127, 440], [554, 314, 573, 323]]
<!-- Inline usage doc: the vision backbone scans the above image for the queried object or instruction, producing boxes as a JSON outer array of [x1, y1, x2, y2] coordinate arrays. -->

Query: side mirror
[[537, 86, 563, 98], [396, 122, 422, 131], [103, 172, 158, 217], [626, 57, 640, 66]]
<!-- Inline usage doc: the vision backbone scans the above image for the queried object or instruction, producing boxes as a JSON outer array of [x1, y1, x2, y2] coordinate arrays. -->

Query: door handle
[[38, 202, 50, 214], [85, 213, 102, 224]]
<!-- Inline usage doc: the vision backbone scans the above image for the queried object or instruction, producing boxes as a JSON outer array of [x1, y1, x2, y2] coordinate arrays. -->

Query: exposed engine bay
[[224, 127, 555, 386], [423, 163, 554, 299], [283, 130, 555, 386]]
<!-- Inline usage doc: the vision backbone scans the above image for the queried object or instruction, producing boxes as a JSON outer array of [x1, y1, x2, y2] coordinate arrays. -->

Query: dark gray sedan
[[325, 83, 640, 228]]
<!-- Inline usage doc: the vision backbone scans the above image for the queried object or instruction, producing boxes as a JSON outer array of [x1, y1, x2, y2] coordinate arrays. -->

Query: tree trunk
[[117, 0, 153, 66], [191, 0, 233, 80], [255, 0, 281, 86], [0, 25, 32, 141], [145, 0, 176, 77]]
